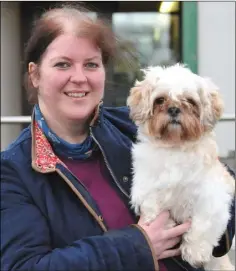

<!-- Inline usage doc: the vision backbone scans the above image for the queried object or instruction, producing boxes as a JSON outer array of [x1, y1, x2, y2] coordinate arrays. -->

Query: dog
[[127, 63, 235, 268]]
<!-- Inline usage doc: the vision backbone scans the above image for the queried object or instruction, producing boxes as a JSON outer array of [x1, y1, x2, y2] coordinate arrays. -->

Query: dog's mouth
[[169, 119, 181, 125]]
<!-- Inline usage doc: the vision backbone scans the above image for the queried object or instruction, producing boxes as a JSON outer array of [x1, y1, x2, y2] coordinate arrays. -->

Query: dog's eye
[[187, 98, 196, 106], [155, 97, 165, 105]]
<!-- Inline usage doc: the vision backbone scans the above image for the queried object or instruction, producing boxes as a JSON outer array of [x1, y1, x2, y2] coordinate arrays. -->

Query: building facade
[[1, 1, 235, 160]]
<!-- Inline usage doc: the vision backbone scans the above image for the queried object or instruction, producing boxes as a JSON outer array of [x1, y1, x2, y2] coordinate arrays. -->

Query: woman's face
[[29, 35, 105, 123]]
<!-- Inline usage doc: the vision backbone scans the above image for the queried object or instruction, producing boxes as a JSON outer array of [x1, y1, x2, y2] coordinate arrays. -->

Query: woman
[[1, 5, 234, 271]]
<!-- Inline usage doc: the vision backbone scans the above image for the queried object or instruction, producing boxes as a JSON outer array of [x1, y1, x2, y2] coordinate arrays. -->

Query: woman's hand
[[138, 211, 191, 260]]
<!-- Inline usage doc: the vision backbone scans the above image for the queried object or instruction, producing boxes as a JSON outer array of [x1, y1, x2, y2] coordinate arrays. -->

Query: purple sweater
[[61, 150, 134, 229]]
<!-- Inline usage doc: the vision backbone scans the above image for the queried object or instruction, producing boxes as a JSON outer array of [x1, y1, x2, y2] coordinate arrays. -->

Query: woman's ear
[[28, 62, 39, 88]]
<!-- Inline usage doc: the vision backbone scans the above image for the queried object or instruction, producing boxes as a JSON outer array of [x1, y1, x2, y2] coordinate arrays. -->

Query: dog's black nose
[[168, 107, 181, 117]]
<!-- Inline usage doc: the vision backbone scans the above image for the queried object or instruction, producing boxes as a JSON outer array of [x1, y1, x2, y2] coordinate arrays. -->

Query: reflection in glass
[[105, 12, 180, 106]]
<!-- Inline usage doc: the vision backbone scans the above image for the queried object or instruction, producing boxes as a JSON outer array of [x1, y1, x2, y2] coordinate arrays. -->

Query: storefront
[[3, 1, 235, 159], [18, 1, 197, 111]]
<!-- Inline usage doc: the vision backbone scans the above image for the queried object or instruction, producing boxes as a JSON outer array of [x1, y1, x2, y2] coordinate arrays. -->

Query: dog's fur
[[127, 64, 235, 268]]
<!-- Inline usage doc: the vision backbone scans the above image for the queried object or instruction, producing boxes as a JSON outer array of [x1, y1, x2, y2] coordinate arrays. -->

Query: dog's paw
[[181, 241, 212, 268]]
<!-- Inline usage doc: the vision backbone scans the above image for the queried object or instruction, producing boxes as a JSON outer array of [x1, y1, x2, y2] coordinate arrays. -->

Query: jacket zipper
[[90, 128, 129, 199], [64, 166, 106, 217], [55, 168, 107, 232], [66, 166, 91, 196]]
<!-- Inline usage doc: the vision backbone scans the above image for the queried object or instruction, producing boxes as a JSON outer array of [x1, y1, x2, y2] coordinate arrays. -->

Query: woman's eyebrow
[[50, 56, 102, 62], [50, 56, 72, 62], [85, 56, 102, 61]]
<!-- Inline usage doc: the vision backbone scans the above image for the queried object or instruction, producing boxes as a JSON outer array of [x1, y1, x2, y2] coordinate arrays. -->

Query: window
[[105, 10, 180, 106]]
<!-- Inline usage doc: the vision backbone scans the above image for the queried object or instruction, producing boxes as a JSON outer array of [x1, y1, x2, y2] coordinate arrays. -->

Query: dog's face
[[127, 64, 224, 145]]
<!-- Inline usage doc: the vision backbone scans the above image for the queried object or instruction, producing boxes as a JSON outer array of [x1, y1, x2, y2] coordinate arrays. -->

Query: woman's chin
[[63, 109, 95, 123]]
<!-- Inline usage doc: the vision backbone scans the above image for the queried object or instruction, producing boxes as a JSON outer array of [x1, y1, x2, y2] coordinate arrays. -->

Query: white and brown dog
[[127, 63, 235, 268]]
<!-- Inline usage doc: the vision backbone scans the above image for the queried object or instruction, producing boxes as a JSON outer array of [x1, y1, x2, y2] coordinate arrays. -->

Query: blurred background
[[1, 1, 235, 168]]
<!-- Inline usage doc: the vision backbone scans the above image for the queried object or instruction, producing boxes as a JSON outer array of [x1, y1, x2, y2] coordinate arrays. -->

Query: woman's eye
[[155, 97, 165, 105], [54, 62, 70, 69], [85, 62, 99, 69]]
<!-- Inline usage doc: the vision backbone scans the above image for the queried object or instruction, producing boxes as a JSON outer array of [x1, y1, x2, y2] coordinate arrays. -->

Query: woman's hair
[[24, 3, 118, 104]]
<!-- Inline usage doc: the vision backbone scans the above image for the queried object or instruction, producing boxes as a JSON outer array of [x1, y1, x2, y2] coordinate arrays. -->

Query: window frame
[[181, 2, 198, 73]]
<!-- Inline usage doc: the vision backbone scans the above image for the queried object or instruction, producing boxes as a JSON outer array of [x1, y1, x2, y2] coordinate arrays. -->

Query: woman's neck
[[38, 106, 90, 144], [49, 119, 89, 144]]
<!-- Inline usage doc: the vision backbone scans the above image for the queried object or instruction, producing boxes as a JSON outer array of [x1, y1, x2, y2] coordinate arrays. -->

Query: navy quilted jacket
[[1, 106, 235, 271]]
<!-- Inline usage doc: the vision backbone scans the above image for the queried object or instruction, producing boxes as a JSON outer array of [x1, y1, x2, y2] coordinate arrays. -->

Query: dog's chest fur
[[131, 137, 218, 223]]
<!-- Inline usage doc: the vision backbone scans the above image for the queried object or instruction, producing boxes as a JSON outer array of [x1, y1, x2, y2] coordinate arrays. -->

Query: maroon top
[[61, 150, 134, 230], [61, 150, 167, 271]]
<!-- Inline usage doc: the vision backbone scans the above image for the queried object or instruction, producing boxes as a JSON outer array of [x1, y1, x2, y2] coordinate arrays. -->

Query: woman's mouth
[[65, 92, 88, 98]]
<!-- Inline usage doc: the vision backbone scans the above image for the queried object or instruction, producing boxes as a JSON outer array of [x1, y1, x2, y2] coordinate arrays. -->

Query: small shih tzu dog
[[127, 64, 235, 268]]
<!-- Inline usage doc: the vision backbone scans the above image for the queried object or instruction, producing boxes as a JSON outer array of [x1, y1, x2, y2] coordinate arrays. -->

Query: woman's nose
[[70, 66, 87, 84]]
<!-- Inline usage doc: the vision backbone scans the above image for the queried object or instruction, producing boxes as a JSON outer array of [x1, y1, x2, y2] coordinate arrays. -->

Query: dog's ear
[[127, 79, 153, 124], [199, 77, 224, 130], [210, 89, 224, 122]]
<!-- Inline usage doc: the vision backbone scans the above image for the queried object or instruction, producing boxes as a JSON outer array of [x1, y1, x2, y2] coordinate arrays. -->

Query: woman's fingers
[[155, 211, 171, 226], [158, 247, 181, 259], [163, 236, 181, 250], [138, 212, 191, 260], [164, 221, 191, 239]]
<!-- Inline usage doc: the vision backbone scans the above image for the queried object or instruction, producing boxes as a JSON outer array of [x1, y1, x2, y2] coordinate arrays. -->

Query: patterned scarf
[[34, 104, 96, 160]]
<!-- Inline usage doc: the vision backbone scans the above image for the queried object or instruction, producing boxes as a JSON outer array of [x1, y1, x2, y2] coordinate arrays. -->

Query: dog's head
[[127, 63, 224, 145]]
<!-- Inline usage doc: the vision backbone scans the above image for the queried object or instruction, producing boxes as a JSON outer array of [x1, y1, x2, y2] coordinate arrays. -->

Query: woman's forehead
[[43, 34, 102, 60]]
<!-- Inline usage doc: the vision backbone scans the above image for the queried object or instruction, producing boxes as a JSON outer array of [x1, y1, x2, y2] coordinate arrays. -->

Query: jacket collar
[[31, 119, 64, 173], [31, 102, 102, 174]]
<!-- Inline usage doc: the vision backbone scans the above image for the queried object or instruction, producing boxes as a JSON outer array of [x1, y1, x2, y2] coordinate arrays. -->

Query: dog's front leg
[[139, 192, 162, 224], [180, 217, 214, 268], [180, 189, 231, 268]]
